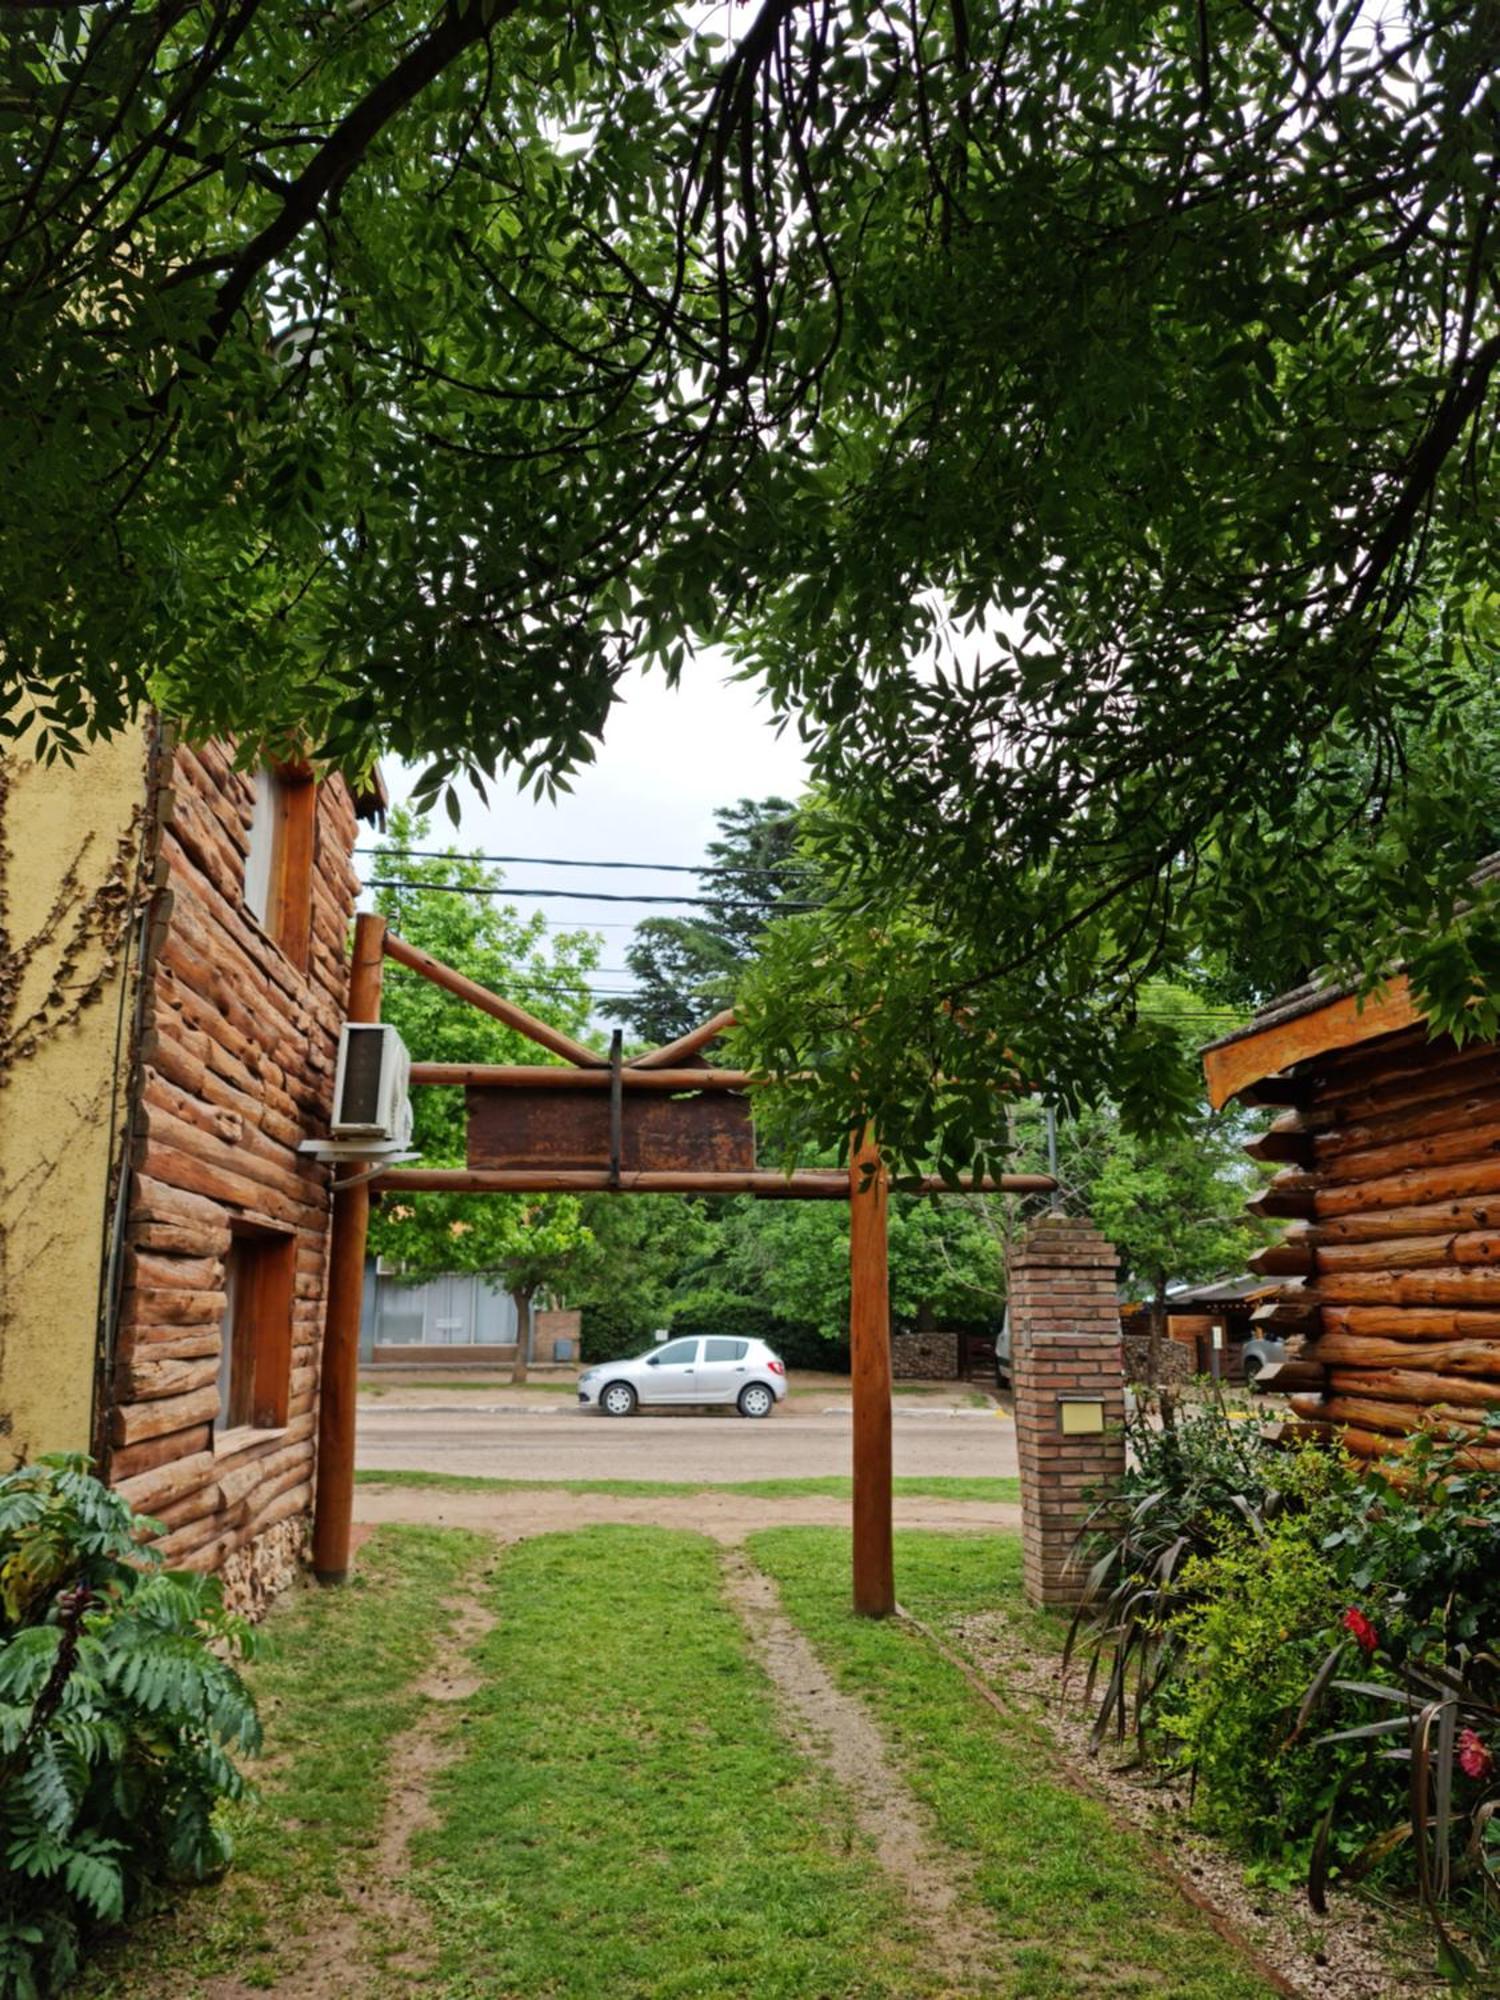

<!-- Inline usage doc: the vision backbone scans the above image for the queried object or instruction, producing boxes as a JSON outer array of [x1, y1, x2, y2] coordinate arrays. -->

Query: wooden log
[[1314, 1117, 1500, 1190], [155, 1513, 235, 1565], [114, 1356, 220, 1404], [1314, 1196, 1500, 1243], [314, 913, 383, 1583], [411, 1062, 755, 1090], [120, 1286, 227, 1327], [1323, 1305, 1500, 1340], [1328, 1369, 1500, 1409], [373, 1167, 1056, 1199], [1314, 1230, 1500, 1273], [1303, 1332, 1500, 1373], [153, 1482, 228, 1534], [1307, 1267, 1500, 1308], [1247, 1229, 1315, 1278], [128, 1220, 233, 1259], [115, 1327, 222, 1362], [128, 1250, 224, 1292], [110, 1385, 220, 1449], [108, 1423, 213, 1482], [1314, 1079, 1500, 1161], [383, 929, 605, 1069], [1287, 1393, 1330, 1421], [1251, 1359, 1328, 1394], [1315, 1158, 1500, 1219], [134, 1139, 317, 1229], [629, 1008, 738, 1068], [1314, 1032, 1500, 1119], [113, 1450, 220, 1517], [1321, 1394, 1485, 1440], [1244, 1114, 1318, 1166], [1204, 980, 1423, 1110], [129, 1171, 228, 1232], [1252, 1300, 1322, 1336], [849, 1130, 894, 1619], [1248, 1175, 1320, 1220]]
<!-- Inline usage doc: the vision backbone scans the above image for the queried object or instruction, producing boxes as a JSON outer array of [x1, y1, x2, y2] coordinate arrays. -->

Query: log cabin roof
[[1200, 852, 1500, 1110]]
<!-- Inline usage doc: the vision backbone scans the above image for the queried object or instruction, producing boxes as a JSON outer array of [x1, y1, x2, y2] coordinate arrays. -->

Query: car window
[[651, 1339, 699, 1366], [704, 1339, 748, 1362]]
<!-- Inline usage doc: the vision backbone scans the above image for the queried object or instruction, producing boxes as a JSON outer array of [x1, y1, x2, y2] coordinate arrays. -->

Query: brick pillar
[[1010, 1214, 1125, 1607]]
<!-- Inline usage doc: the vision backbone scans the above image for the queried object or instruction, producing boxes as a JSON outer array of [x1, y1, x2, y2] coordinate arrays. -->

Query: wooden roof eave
[[1201, 976, 1426, 1111]]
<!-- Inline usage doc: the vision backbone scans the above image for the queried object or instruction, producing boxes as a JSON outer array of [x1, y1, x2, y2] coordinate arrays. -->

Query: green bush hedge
[[0, 1456, 261, 1998]]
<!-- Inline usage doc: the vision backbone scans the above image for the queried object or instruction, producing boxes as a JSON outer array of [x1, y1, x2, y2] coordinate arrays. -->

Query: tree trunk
[[510, 1284, 535, 1385]]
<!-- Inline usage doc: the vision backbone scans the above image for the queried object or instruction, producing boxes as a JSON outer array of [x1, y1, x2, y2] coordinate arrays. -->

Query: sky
[[362, 652, 809, 1014]]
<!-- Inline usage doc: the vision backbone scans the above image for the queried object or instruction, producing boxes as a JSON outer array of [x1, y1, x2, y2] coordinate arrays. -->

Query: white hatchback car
[[578, 1337, 787, 1418]]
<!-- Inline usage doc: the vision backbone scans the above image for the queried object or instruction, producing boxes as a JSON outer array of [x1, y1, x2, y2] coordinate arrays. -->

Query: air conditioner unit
[[331, 1023, 412, 1144]]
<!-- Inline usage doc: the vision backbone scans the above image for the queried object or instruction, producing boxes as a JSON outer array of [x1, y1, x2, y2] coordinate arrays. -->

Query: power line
[[358, 844, 813, 879], [365, 876, 823, 911]]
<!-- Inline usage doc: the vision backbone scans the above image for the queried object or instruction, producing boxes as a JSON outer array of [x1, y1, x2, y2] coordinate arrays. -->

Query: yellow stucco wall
[[0, 720, 150, 1465]]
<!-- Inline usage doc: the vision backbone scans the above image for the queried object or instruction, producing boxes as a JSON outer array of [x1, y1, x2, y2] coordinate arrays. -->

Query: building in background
[[359, 1262, 580, 1369], [0, 717, 379, 1611]]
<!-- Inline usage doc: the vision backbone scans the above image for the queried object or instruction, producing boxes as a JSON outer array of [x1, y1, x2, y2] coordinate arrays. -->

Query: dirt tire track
[[720, 1547, 1004, 1996], [200, 1582, 499, 2000]]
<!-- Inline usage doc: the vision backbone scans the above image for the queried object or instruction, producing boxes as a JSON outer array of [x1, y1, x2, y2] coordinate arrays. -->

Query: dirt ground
[[353, 1482, 1022, 1541]]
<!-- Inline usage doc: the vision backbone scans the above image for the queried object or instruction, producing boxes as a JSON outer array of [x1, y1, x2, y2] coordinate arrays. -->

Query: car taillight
[[767, 1357, 785, 1375]]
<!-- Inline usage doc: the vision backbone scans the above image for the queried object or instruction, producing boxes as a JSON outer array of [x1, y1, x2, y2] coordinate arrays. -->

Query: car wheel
[[600, 1382, 637, 1417], [738, 1383, 775, 1419]]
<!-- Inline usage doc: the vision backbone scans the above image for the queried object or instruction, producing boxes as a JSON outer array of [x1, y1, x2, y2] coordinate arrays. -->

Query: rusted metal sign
[[466, 1084, 755, 1175]]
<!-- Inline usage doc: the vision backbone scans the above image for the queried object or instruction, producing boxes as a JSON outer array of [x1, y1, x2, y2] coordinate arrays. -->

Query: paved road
[[355, 1402, 1020, 1484]]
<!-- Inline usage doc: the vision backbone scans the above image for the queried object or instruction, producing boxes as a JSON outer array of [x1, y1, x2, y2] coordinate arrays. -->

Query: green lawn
[[354, 1468, 1021, 1504], [752, 1530, 1275, 2000], [412, 1526, 937, 1998], [76, 1525, 491, 1996], [76, 1521, 1277, 2000]]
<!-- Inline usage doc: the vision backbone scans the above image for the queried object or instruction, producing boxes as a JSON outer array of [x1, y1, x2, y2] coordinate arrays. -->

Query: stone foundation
[[1122, 1334, 1192, 1386], [217, 1514, 309, 1621], [890, 1330, 961, 1380]]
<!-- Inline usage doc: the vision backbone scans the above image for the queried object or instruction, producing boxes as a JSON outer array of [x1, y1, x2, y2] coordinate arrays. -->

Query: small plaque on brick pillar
[[1009, 1214, 1125, 1609]]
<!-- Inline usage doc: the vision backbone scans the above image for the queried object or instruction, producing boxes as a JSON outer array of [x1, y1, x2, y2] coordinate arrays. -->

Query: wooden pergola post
[[312, 910, 386, 1583], [849, 1128, 894, 1617]]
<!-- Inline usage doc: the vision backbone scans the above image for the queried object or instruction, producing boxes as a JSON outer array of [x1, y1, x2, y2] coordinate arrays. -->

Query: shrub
[[1064, 1397, 1291, 1750], [0, 1456, 261, 1998], [1163, 1520, 1385, 1880]]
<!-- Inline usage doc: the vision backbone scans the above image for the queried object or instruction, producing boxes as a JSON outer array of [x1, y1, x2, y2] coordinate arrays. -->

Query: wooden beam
[[849, 1130, 894, 1618], [312, 911, 385, 1584], [1202, 978, 1425, 1110], [372, 1167, 1057, 1200], [410, 1062, 755, 1090], [383, 930, 606, 1068], [628, 1008, 736, 1068]]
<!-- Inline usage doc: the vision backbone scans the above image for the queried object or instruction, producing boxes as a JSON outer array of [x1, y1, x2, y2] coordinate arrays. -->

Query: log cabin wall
[[106, 738, 364, 1613], [1242, 1021, 1500, 1468]]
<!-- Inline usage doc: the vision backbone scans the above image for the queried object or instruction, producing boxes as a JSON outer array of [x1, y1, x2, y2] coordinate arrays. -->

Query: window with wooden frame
[[215, 1224, 296, 1440], [242, 762, 317, 970]]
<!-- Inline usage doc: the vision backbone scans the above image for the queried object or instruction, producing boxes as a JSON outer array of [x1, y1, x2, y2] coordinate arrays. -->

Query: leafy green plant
[[1289, 1427, 1500, 1977], [1063, 1399, 1283, 1752], [0, 1457, 260, 1999], [1163, 1522, 1382, 1882]]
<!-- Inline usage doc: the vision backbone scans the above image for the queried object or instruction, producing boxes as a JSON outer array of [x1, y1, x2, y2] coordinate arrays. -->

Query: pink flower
[[1342, 1606, 1379, 1655], [1459, 1730, 1494, 1783]]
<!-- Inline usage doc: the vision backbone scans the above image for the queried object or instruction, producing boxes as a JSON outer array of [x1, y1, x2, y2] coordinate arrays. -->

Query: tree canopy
[[365, 809, 602, 1308], [605, 797, 804, 1045], [7, 0, 1499, 1145]]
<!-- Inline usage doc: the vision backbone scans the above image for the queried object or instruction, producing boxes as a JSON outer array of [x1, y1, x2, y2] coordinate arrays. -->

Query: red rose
[[1342, 1606, 1379, 1655], [1459, 1730, 1494, 1782]]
